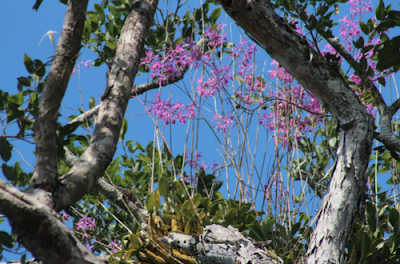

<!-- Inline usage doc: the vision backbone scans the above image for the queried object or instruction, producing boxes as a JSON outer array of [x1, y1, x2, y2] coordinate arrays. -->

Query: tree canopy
[[1, 0, 400, 263]]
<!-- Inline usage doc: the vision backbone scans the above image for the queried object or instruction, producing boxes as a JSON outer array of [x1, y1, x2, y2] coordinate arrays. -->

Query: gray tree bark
[[217, 0, 374, 263], [3, 0, 396, 263], [0, 0, 158, 263]]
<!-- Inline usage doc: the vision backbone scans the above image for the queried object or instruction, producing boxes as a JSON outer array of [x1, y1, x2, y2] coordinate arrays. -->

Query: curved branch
[[0, 179, 103, 264], [217, 1, 374, 263], [53, 0, 159, 211], [291, 0, 400, 152], [31, 0, 88, 191], [63, 146, 148, 225]]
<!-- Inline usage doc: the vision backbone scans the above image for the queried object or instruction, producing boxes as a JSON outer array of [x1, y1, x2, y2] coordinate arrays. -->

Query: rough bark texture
[[63, 146, 148, 225], [32, 0, 88, 192], [160, 224, 282, 264], [0, 1, 158, 263], [53, 0, 158, 212], [0, 179, 103, 264], [217, 0, 374, 263]]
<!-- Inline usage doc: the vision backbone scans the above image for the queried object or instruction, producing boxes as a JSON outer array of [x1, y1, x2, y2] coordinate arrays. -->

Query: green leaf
[[353, 36, 364, 49], [107, 157, 121, 175], [182, 208, 193, 220], [209, 8, 222, 24], [92, 58, 104, 67], [359, 56, 368, 72], [0, 137, 12, 162], [32, 0, 43, 10], [89, 97, 95, 109], [390, 151, 400, 161], [154, 190, 161, 209], [380, 33, 390, 43], [328, 137, 337, 148], [192, 193, 202, 208], [119, 118, 128, 141], [163, 214, 180, 220], [334, 4, 340, 15], [8, 93, 24, 106], [184, 219, 193, 234], [34, 59, 46, 77], [376, 0, 385, 20], [359, 21, 370, 35], [389, 207, 399, 233], [167, 202, 181, 216], [129, 233, 141, 250], [0, 231, 14, 248], [20, 254, 26, 264], [23, 54, 34, 74], [94, 4, 105, 25], [145, 194, 156, 212], [377, 77, 386, 86], [100, 0, 109, 9], [225, 208, 237, 222], [17, 77, 32, 91], [182, 200, 193, 212], [107, 39, 117, 50], [2, 164, 14, 182], [247, 223, 266, 241], [159, 176, 169, 197], [366, 202, 377, 232]]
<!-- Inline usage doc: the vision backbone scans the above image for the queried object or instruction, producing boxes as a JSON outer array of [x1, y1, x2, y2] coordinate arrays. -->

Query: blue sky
[[1, 0, 400, 261]]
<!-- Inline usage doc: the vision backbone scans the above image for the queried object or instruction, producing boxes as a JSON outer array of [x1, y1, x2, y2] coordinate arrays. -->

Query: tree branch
[[66, 37, 207, 128], [31, 0, 89, 192], [53, 0, 159, 212], [63, 146, 148, 225], [0, 179, 103, 264], [218, 1, 374, 263], [291, 0, 400, 152]]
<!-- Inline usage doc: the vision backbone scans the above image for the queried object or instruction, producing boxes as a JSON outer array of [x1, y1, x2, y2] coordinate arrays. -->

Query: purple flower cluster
[[260, 60, 325, 145], [205, 23, 227, 48], [148, 93, 196, 125], [141, 25, 231, 127], [140, 24, 226, 86], [76, 213, 97, 231], [212, 113, 233, 133], [197, 65, 232, 98], [75, 213, 97, 249]]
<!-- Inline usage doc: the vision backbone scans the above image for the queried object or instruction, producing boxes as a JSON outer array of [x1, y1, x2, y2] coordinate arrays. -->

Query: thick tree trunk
[[218, 0, 374, 263]]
